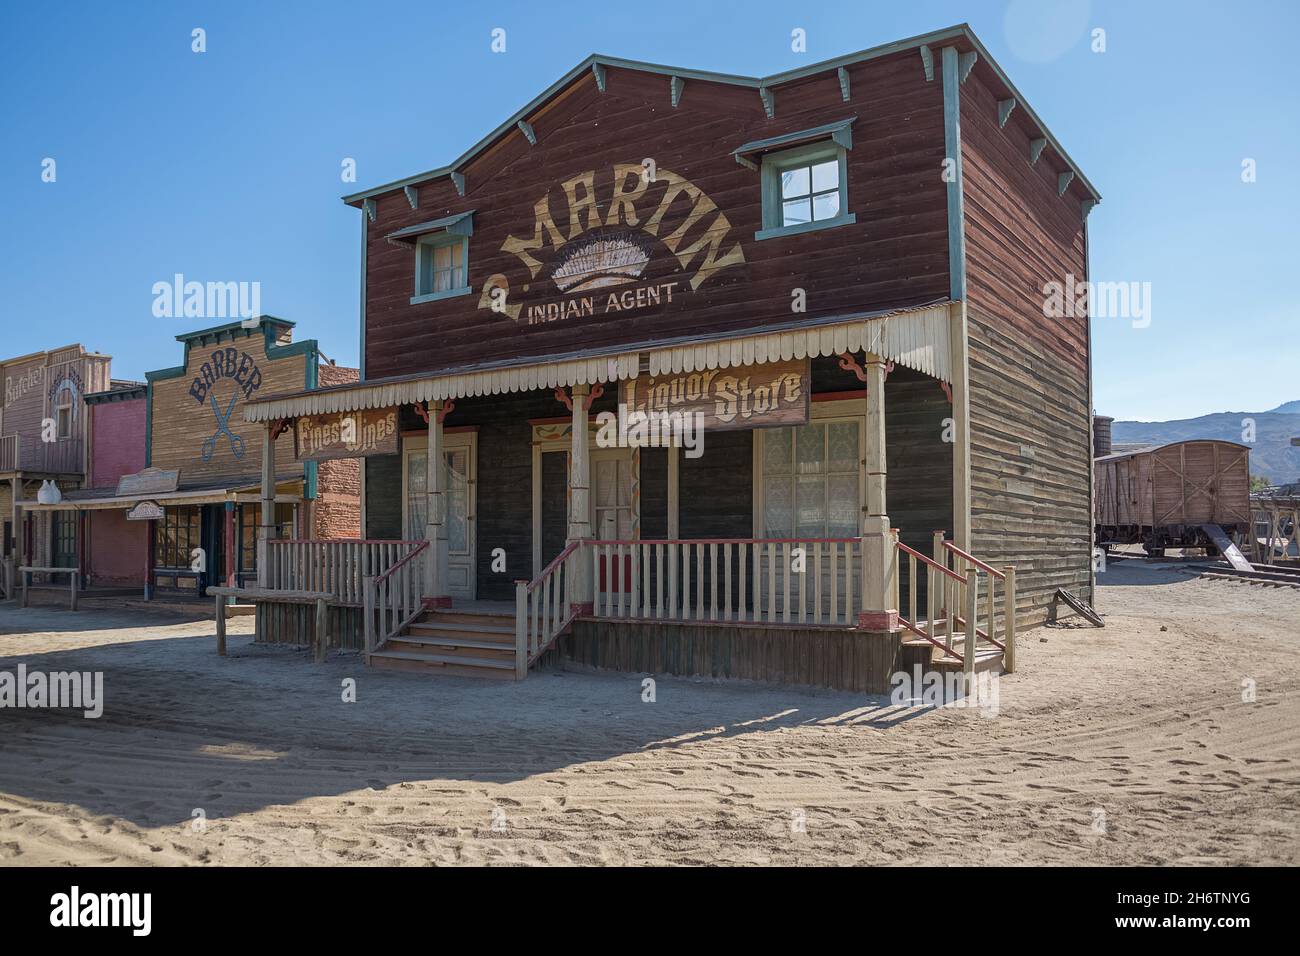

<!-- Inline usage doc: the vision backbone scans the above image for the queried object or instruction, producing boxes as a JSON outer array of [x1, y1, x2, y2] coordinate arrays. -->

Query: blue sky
[[2, 0, 1296, 422]]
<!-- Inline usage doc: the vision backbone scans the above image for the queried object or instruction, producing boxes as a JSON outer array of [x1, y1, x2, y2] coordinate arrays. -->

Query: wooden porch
[[220, 528, 1016, 691]]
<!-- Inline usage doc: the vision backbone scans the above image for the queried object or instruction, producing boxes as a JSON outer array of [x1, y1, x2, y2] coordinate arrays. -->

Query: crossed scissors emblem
[[201, 393, 245, 462]]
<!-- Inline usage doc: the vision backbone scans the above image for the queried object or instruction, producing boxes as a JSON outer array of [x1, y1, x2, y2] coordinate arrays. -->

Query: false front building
[[242, 24, 1100, 688], [18, 318, 360, 602]]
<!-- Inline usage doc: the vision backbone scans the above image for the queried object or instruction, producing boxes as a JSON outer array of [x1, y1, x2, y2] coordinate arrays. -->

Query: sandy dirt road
[[0, 562, 1296, 866]]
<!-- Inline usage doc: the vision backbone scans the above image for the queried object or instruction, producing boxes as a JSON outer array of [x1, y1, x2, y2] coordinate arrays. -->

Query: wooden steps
[[369, 607, 519, 679], [901, 634, 1005, 674]]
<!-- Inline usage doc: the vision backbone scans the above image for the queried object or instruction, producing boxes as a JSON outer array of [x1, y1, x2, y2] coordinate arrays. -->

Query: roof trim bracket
[[1028, 137, 1047, 165], [450, 171, 465, 197], [958, 50, 978, 83], [403, 185, 418, 210], [592, 62, 606, 92], [920, 44, 935, 81], [1058, 170, 1075, 196], [517, 119, 537, 146], [759, 86, 774, 118], [362, 198, 376, 222], [997, 97, 1017, 128], [837, 66, 850, 101], [670, 74, 684, 107]]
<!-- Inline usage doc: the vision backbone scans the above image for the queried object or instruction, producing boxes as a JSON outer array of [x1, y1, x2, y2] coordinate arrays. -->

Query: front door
[[404, 432, 477, 600], [591, 448, 634, 592]]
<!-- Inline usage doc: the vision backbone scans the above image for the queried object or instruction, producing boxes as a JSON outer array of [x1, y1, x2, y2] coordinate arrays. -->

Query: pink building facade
[[83, 383, 148, 587]]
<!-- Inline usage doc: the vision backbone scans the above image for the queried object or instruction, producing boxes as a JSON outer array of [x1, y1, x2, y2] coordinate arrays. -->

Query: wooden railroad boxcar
[[1095, 440, 1250, 556]]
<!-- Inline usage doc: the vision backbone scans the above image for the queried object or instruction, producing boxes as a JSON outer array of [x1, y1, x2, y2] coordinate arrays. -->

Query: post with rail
[[567, 384, 594, 614], [858, 354, 897, 631], [258, 421, 275, 588], [514, 580, 529, 679], [963, 567, 977, 680], [425, 399, 449, 607], [1003, 566, 1017, 673], [930, 530, 945, 635]]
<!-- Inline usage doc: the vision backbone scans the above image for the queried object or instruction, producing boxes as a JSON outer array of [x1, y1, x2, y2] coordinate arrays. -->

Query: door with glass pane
[[758, 419, 862, 619], [591, 448, 634, 593], [403, 433, 476, 600]]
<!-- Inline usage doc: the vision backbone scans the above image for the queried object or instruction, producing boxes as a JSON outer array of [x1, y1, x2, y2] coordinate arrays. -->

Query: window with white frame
[[760, 420, 861, 539], [759, 141, 852, 237], [415, 234, 468, 299]]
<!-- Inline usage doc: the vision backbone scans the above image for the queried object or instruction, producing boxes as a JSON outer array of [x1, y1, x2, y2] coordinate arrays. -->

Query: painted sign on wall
[[622, 357, 810, 432], [149, 325, 308, 482], [295, 408, 398, 462], [478, 165, 746, 326]]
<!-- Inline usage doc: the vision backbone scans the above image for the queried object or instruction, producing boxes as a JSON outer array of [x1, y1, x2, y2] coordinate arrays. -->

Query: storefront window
[[238, 503, 294, 572], [157, 506, 201, 570], [761, 420, 860, 539]]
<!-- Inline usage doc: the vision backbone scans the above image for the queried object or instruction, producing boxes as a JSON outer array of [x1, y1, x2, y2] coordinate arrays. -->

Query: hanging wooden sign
[[295, 408, 399, 461], [621, 357, 810, 432], [117, 467, 180, 497], [126, 500, 165, 521]]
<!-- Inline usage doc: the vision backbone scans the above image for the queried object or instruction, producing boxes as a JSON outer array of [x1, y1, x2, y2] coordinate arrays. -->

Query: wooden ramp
[[1201, 523, 1253, 572]]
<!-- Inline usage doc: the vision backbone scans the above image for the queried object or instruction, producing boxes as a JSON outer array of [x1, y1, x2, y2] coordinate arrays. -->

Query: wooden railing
[[0, 435, 17, 472], [266, 539, 424, 605], [0, 435, 83, 474], [894, 532, 1016, 674], [362, 541, 429, 657], [514, 540, 583, 678], [589, 537, 863, 626]]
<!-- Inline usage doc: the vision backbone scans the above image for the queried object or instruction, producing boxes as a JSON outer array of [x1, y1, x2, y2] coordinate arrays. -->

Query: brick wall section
[[311, 362, 362, 539], [89, 397, 146, 487]]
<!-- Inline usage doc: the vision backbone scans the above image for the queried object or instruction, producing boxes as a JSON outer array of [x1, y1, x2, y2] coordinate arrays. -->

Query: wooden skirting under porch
[[553, 619, 903, 694]]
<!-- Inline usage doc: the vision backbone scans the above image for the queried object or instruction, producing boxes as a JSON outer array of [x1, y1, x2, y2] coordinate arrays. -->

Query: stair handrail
[[363, 540, 430, 658], [515, 540, 584, 678], [942, 540, 1005, 580]]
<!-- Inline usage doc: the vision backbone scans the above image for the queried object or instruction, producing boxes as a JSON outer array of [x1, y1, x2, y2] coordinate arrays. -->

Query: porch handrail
[[515, 541, 583, 678], [587, 535, 865, 628], [942, 540, 1005, 580], [265, 538, 424, 604], [894, 532, 1017, 674], [362, 540, 429, 658]]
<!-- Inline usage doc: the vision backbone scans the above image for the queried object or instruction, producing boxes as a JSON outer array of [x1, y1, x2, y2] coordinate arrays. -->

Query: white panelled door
[[403, 431, 477, 600]]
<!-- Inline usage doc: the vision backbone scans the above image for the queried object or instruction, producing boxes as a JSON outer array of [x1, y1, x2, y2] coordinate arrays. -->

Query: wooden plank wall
[[150, 327, 307, 482], [361, 50, 948, 380], [256, 601, 366, 651], [960, 59, 1094, 623], [560, 620, 902, 693]]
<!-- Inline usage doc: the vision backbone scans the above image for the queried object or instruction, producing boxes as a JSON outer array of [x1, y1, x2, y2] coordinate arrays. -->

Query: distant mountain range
[[1110, 402, 1300, 484]]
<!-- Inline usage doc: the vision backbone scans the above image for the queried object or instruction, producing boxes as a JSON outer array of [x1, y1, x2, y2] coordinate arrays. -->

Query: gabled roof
[[342, 23, 1100, 208]]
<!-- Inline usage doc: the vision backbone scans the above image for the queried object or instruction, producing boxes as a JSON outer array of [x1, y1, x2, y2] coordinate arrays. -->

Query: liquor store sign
[[295, 408, 399, 462], [621, 357, 810, 432]]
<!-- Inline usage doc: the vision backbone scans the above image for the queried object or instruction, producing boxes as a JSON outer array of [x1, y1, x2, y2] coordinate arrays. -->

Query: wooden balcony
[[0, 434, 84, 475]]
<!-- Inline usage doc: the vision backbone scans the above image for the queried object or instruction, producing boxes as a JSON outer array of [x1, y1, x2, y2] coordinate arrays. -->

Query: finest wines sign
[[295, 408, 398, 462], [621, 358, 810, 432]]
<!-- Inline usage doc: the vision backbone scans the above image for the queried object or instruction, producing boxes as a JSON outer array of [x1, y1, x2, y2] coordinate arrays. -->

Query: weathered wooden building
[[0, 344, 112, 596], [18, 317, 361, 602], [239, 24, 1100, 688]]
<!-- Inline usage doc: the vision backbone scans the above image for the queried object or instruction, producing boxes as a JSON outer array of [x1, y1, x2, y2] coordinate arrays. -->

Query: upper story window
[[779, 156, 841, 226], [382, 210, 475, 306], [56, 403, 73, 438], [735, 118, 857, 242], [416, 234, 467, 299]]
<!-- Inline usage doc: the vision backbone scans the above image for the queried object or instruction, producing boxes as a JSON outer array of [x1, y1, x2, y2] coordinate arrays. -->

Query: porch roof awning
[[242, 298, 955, 422], [383, 211, 475, 245], [20, 475, 304, 511], [732, 117, 856, 169]]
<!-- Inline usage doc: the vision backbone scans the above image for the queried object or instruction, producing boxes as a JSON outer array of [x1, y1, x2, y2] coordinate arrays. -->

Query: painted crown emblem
[[549, 229, 653, 293]]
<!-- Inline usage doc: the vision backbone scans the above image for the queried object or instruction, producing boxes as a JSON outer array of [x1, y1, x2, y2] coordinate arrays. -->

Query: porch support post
[[948, 300, 972, 551], [258, 421, 275, 587], [568, 384, 594, 611], [859, 353, 897, 631], [667, 445, 679, 539], [425, 399, 449, 607], [224, 500, 236, 591]]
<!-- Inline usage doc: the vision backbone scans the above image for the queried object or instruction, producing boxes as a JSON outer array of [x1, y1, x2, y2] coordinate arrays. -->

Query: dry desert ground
[[0, 560, 1296, 866]]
